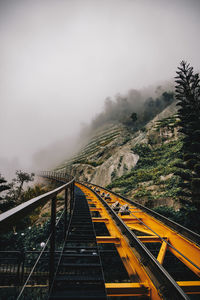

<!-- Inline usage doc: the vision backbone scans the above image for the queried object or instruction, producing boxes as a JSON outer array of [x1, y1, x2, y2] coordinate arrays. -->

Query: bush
[[194, 164, 200, 175], [191, 178, 200, 193], [132, 143, 152, 156], [108, 139, 185, 204], [186, 159, 197, 169], [153, 205, 200, 234], [174, 169, 192, 180], [134, 188, 152, 199], [1, 210, 66, 251]]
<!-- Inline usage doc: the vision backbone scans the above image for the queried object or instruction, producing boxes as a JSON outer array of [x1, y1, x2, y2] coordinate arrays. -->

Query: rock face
[[69, 146, 139, 186], [56, 123, 139, 185], [56, 101, 178, 187], [91, 146, 139, 186]]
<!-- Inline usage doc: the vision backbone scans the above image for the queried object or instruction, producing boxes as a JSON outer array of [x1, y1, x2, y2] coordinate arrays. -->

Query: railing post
[[49, 195, 57, 290], [72, 181, 75, 206], [64, 188, 68, 238], [70, 183, 73, 217], [20, 249, 25, 286], [17, 251, 21, 287]]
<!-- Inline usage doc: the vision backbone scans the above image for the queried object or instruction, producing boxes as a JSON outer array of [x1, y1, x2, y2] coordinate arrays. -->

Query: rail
[[81, 182, 189, 299], [1, 175, 200, 299], [89, 182, 200, 247], [0, 172, 75, 299], [0, 172, 74, 233]]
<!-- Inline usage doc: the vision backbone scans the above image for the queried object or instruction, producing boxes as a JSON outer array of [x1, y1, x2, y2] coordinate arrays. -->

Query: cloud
[[0, 0, 199, 177]]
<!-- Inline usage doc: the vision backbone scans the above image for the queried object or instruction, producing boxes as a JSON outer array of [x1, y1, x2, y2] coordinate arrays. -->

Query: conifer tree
[[175, 61, 200, 209], [0, 175, 10, 197], [0, 174, 11, 211]]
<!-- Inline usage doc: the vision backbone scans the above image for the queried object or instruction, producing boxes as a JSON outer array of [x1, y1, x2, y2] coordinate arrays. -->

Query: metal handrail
[[16, 208, 66, 299], [0, 174, 74, 233], [1, 172, 75, 298]]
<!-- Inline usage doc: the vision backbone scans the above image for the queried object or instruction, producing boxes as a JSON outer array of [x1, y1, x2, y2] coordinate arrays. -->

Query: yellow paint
[[177, 281, 200, 294], [105, 282, 149, 296], [88, 183, 200, 278], [157, 240, 168, 265], [76, 182, 162, 299]]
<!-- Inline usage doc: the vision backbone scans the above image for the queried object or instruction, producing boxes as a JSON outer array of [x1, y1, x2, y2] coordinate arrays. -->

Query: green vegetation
[[117, 156, 123, 169], [14, 170, 35, 201], [73, 159, 104, 167], [175, 61, 200, 210], [111, 169, 117, 180], [155, 115, 178, 131], [0, 174, 11, 206], [90, 89, 174, 132], [0, 170, 53, 232], [134, 188, 153, 199], [107, 140, 183, 202], [0, 210, 65, 251], [153, 205, 200, 234], [58, 126, 125, 173], [107, 62, 200, 234], [0, 170, 66, 260], [0, 170, 36, 212]]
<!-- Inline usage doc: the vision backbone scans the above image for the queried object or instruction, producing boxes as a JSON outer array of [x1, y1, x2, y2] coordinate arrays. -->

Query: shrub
[[194, 164, 200, 175], [134, 188, 152, 199], [174, 169, 192, 180], [132, 144, 152, 156]]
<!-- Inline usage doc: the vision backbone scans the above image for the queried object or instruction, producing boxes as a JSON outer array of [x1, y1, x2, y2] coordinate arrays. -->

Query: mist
[[0, 0, 200, 179]]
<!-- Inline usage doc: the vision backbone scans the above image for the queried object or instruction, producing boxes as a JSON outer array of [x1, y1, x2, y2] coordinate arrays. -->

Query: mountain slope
[[56, 101, 179, 207], [108, 101, 181, 209], [56, 122, 139, 185]]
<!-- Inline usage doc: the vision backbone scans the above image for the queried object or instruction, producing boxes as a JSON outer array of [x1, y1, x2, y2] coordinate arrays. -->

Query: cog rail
[[88, 182, 200, 247], [79, 182, 191, 299]]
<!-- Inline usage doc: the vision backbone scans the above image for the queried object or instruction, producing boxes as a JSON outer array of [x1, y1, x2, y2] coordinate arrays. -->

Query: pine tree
[[175, 61, 200, 209], [0, 175, 10, 196], [0, 174, 11, 211]]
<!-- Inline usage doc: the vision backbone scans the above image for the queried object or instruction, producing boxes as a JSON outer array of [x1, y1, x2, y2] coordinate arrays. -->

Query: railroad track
[[2, 172, 200, 299], [48, 186, 107, 300], [75, 181, 200, 299]]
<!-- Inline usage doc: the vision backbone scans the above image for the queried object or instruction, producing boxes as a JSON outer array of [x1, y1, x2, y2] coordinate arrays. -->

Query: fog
[[0, 0, 200, 179]]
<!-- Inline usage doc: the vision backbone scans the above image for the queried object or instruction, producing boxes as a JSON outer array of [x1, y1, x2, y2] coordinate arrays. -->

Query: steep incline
[[56, 123, 139, 186], [57, 103, 177, 190]]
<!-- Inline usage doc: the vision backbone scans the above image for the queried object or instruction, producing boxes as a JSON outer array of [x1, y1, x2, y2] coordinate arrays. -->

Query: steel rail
[[81, 182, 189, 300], [0, 177, 74, 233], [88, 182, 200, 276], [48, 186, 107, 300], [89, 184, 200, 273], [40, 171, 71, 184], [128, 210, 200, 272], [89, 182, 200, 247]]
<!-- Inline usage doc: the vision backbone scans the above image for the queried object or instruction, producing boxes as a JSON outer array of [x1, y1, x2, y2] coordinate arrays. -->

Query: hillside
[[108, 101, 181, 209], [56, 122, 139, 186], [56, 101, 182, 209]]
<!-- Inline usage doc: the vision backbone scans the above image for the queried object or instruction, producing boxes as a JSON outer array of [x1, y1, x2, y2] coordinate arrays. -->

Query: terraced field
[[56, 123, 127, 173]]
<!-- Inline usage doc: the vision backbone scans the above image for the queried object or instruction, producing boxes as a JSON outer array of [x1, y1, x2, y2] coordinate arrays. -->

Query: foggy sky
[[0, 0, 200, 178]]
